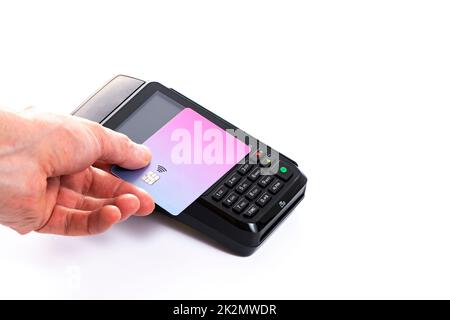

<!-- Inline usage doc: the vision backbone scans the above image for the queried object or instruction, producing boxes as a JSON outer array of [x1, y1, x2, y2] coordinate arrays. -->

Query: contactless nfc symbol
[[157, 165, 167, 173]]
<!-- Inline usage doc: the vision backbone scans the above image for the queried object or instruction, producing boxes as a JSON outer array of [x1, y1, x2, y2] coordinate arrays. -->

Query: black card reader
[[72, 75, 307, 256]]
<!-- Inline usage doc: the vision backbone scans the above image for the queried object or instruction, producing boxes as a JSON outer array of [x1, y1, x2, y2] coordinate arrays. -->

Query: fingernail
[[137, 144, 151, 163]]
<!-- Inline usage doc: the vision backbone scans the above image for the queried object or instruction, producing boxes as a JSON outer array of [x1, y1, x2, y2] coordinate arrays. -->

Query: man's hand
[[0, 108, 155, 235]]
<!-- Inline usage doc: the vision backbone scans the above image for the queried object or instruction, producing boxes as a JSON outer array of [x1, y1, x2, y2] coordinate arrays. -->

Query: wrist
[[0, 108, 33, 153], [0, 108, 47, 177]]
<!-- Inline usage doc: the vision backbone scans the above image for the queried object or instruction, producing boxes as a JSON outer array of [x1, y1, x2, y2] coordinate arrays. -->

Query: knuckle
[[87, 122, 107, 156], [64, 212, 72, 235], [114, 133, 134, 162], [87, 210, 99, 235], [123, 135, 134, 152], [116, 131, 132, 146]]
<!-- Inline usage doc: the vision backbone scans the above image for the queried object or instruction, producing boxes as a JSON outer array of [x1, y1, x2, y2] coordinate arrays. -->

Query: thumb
[[88, 122, 151, 170]]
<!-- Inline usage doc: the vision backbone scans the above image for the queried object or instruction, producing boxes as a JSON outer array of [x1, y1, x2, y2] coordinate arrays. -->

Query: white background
[[0, 0, 449, 299]]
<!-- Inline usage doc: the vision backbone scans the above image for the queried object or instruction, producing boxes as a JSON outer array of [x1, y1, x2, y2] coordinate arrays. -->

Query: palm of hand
[[37, 165, 154, 236]]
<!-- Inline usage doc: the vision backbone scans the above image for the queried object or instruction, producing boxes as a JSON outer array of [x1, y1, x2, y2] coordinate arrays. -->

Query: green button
[[280, 166, 287, 173]]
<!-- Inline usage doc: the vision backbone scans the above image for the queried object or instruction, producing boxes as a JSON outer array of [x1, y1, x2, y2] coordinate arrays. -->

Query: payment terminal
[[72, 75, 307, 256]]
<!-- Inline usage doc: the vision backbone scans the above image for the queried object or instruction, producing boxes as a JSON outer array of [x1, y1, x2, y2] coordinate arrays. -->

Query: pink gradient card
[[112, 108, 251, 215]]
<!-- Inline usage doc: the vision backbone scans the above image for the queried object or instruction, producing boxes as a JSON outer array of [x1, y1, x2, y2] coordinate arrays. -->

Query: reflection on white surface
[[0, 211, 302, 299]]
